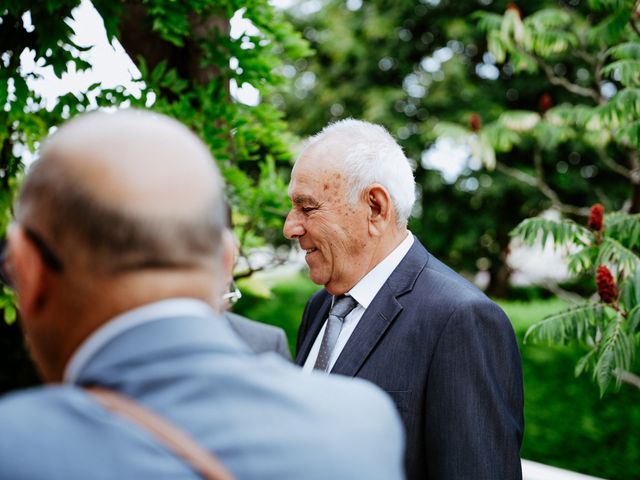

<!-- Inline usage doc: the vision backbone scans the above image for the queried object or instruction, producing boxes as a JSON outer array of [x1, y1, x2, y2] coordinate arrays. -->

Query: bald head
[[16, 109, 226, 274], [40, 110, 220, 219]]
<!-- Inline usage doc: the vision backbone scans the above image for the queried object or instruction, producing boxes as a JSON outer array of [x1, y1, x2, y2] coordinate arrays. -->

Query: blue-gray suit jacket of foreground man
[[297, 239, 524, 480], [0, 303, 405, 480]]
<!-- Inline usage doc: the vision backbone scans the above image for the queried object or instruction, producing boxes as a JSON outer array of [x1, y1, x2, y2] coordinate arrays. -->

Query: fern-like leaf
[[482, 121, 521, 152], [472, 131, 497, 170], [575, 348, 598, 377], [594, 313, 634, 395], [620, 268, 640, 311], [524, 8, 573, 30], [608, 42, 640, 60], [529, 29, 579, 57], [597, 237, 640, 278], [605, 212, 640, 249], [602, 60, 640, 88], [567, 246, 599, 275], [498, 110, 541, 132], [487, 29, 508, 63], [588, 7, 633, 46], [472, 11, 503, 33], [511, 217, 592, 248], [524, 303, 606, 345], [433, 121, 471, 142], [587, 0, 632, 11], [628, 304, 640, 333], [614, 119, 640, 149], [533, 120, 576, 150]]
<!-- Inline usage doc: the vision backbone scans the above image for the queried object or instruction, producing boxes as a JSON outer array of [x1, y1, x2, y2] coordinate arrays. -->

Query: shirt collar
[[348, 232, 414, 309], [63, 298, 216, 384]]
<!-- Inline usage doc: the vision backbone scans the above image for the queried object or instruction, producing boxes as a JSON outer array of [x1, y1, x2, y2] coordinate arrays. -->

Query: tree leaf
[[594, 313, 634, 395], [597, 237, 640, 279], [511, 217, 592, 248], [524, 303, 605, 345]]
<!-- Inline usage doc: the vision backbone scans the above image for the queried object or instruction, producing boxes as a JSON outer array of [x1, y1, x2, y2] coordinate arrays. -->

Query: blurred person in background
[[0, 109, 405, 480], [284, 119, 524, 480], [221, 207, 291, 359]]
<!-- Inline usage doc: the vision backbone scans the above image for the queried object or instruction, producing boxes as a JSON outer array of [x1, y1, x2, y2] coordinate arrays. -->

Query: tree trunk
[[116, 3, 229, 90], [630, 182, 640, 214], [486, 241, 512, 299]]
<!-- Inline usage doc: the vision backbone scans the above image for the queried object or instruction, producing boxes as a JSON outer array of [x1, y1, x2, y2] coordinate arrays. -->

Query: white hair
[[303, 119, 416, 227]]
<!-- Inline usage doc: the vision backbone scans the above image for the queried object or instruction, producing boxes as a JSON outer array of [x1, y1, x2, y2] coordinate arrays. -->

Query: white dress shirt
[[303, 233, 415, 373], [63, 298, 216, 384]]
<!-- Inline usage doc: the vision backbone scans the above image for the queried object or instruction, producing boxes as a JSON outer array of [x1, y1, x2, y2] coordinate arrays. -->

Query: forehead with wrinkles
[[289, 138, 349, 202]]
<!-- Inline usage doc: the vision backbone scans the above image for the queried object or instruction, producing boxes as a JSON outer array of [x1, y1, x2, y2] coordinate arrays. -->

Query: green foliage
[[477, 0, 640, 156], [233, 272, 321, 354], [280, 0, 636, 300], [462, 0, 640, 394], [514, 209, 640, 395], [0, 0, 310, 317], [525, 303, 606, 345], [511, 217, 591, 248]]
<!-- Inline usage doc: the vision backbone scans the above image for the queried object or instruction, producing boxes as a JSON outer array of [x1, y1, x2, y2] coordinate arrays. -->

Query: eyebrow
[[292, 194, 317, 205]]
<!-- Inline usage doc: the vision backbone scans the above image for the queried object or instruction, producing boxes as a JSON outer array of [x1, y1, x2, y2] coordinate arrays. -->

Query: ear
[[221, 229, 237, 283], [6, 224, 48, 317], [365, 184, 393, 237]]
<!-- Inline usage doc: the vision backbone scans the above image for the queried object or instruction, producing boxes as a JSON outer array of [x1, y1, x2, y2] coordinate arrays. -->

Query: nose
[[283, 210, 304, 239]]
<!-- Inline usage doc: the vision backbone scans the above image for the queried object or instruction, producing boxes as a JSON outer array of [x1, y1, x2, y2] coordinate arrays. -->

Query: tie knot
[[330, 295, 358, 320]]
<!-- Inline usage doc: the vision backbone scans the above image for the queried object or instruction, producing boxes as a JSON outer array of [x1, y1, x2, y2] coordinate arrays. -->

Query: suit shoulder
[[0, 385, 91, 431], [418, 253, 492, 304], [226, 311, 285, 337], [0, 386, 97, 459], [402, 249, 513, 332]]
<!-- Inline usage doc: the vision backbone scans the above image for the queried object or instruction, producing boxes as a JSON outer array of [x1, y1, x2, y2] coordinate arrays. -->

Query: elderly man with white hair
[[284, 119, 525, 480]]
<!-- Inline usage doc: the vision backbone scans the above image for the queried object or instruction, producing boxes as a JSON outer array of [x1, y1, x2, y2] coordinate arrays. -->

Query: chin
[[308, 267, 330, 287]]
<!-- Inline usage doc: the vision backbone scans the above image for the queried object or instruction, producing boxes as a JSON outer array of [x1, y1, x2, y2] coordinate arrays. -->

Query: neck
[[366, 227, 408, 272], [42, 269, 221, 383]]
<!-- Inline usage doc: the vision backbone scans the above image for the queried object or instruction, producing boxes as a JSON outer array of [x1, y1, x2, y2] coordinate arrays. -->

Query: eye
[[302, 206, 317, 214]]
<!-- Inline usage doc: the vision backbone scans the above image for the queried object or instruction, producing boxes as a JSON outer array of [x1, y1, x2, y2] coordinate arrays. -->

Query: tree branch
[[539, 280, 584, 304], [233, 250, 289, 280], [534, 56, 602, 103], [631, 0, 640, 38], [595, 146, 633, 179], [513, 40, 602, 103], [495, 160, 590, 216], [614, 369, 640, 390]]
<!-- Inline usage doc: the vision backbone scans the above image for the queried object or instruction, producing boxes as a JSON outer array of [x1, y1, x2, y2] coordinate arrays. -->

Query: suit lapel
[[330, 239, 430, 377], [295, 294, 332, 364], [331, 282, 402, 376]]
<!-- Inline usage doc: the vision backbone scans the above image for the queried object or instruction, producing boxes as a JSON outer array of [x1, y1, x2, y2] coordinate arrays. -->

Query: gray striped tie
[[313, 295, 358, 372]]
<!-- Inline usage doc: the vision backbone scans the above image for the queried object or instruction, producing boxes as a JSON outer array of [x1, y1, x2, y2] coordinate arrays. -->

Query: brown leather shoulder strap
[[85, 387, 235, 480]]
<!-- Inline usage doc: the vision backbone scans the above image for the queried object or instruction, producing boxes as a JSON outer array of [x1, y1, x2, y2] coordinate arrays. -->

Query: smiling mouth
[[304, 248, 318, 256]]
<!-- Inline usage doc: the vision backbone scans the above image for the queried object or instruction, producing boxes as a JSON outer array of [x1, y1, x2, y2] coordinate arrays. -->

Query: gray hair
[[304, 119, 416, 227]]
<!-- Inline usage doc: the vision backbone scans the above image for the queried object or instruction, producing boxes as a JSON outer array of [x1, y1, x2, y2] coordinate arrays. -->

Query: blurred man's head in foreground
[[4, 109, 227, 382]]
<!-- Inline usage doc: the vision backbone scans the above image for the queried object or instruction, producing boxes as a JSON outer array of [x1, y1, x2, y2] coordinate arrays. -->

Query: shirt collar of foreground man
[[286, 118, 525, 480], [0, 109, 405, 480]]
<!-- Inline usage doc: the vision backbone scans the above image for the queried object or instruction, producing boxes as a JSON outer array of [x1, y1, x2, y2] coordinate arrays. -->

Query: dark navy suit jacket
[[296, 239, 524, 480]]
